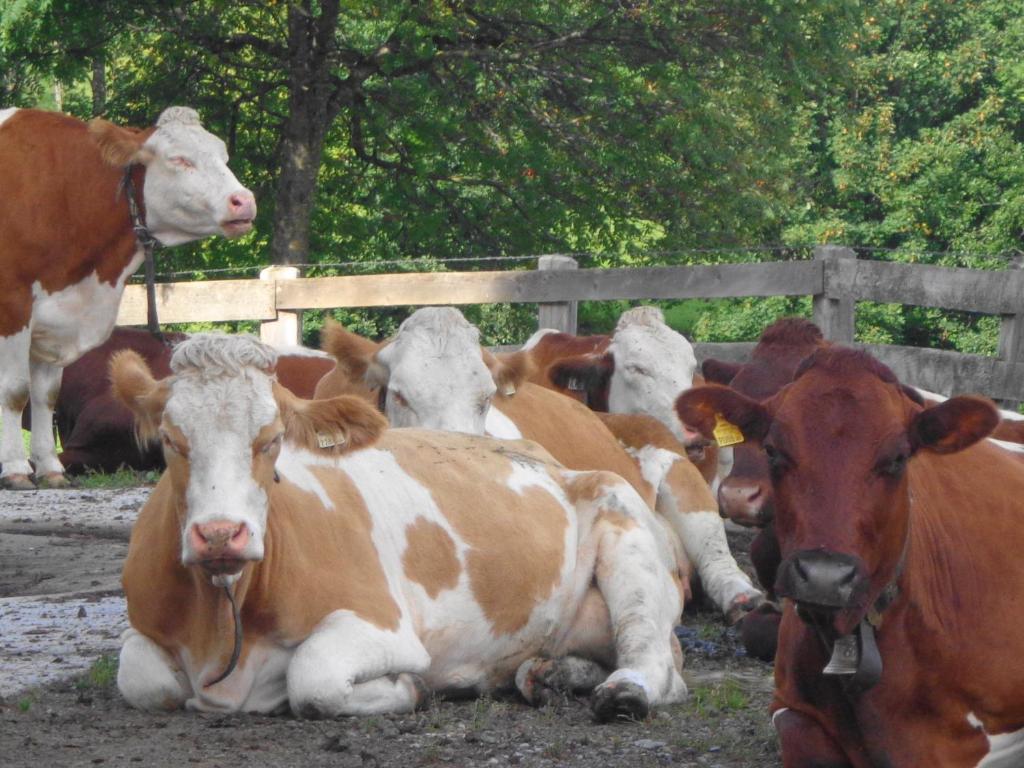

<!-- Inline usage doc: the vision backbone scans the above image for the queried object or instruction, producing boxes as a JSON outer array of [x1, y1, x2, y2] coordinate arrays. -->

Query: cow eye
[[764, 443, 790, 476], [259, 433, 284, 455], [160, 430, 185, 457], [627, 364, 650, 377], [391, 391, 409, 409], [876, 453, 907, 478], [169, 155, 194, 170]]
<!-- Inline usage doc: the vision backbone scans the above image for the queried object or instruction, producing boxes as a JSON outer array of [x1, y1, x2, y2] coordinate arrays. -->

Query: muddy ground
[[0, 485, 780, 768]]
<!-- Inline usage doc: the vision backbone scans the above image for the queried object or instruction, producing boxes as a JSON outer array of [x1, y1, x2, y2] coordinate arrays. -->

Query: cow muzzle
[[717, 478, 772, 526], [776, 549, 869, 620], [188, 520, 253, 576], [220, 191, 257, 237]]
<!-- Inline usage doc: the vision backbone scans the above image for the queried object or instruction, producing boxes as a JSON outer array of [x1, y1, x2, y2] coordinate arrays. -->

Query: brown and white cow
[[0, 106, 255, 489], [677, 347, 1024, 766], [316, 308, 762, 623], [27, 328, 333, 474], [113, 333, 686, 719], [518, 308, 718, 482]]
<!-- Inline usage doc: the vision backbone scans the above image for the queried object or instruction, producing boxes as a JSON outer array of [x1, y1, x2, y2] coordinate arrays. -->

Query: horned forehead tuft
[[616, 305, 665, 330], [156, 106, 202, 128], [794, 346, 898, 385], [397, 307, 479, 350], [758, 317, 823, 348], [170, 333, 277, 377]]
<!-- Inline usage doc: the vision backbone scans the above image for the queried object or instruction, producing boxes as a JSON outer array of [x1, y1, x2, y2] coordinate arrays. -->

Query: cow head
[[701, 318, 827, 526], [111, 333, 386, 584], [547, 307, 701, 452], [89, 107, 256, 246], [677, 348, 997, 635], [367, 308, 501, 434]]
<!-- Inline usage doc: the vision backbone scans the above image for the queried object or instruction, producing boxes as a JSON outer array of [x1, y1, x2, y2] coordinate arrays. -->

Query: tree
[[4, 1, 860, 271]]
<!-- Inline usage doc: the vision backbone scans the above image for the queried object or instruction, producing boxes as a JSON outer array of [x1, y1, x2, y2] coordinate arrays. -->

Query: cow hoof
[[725, 589, 765, 626], [1, 474, 37, 491], [403, 673, 431, 711], [37, 472, 72, 489], [590, 680, 649, 723], [517, 659, 562, 707], [740, 602, 783, 662]]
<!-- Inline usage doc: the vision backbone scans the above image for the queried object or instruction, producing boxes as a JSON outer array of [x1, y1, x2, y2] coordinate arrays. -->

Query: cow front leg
[[654, 456, 762, 622], [288, 610, 432, 717], [29, 358, 69, 487], [774, 707, 854, 768], [588, 483, 689, 721], [0, 327, 34, 489], [118, 628, 191, 711]]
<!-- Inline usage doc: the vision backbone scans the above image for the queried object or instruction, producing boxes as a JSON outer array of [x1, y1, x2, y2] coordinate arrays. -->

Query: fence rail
[[116, 246, 1024, 404]]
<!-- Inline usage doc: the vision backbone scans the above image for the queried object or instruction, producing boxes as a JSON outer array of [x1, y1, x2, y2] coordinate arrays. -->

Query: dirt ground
[[0, 485, 781, 768]]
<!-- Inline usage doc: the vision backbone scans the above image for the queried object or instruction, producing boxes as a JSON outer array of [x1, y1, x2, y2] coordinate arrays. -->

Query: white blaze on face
[[607, 307, 698, 442], [376, 308, 496, 435], [141, 107, 256, 246], [163, 335, 280, 566]]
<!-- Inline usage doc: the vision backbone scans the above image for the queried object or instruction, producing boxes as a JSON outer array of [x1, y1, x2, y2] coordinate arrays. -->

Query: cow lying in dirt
[[112, 333, 687, 719]]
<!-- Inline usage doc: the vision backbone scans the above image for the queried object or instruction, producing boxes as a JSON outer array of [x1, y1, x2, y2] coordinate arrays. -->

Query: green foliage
[[2, 2, 1017, 355]]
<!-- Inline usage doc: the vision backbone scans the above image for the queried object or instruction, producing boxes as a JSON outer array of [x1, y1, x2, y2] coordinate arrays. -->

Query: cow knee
[[774, 708, 853, 768], [117, 629, 190, 711]]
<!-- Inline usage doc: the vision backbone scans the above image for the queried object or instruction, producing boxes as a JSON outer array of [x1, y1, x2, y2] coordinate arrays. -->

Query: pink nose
[[227, 190, 257, 220], [680, 421, 708, 448], [718, 480, 769, 526], [189, 521, 250, 561]]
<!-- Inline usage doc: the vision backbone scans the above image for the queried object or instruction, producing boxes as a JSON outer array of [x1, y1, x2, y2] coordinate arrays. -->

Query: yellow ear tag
[[713, 413, 744, 447], [317, 432, 345, 449]]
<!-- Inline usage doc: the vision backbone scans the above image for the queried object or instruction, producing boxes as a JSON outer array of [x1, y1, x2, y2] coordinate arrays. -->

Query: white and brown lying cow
[[0, 106, 255, 490], [315, 308, 761, 624], [112, 333, 687, 719], [518, 307, 721, 486]]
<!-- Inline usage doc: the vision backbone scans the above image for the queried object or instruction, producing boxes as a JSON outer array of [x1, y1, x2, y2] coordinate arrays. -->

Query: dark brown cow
[[27, 328, 333, 474], [0, 107, 255, 489], [700, 318, 828, 660], [677, 348, 1024, 767]]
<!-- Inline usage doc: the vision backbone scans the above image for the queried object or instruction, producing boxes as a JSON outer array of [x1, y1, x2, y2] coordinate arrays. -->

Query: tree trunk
[[269, 0, 344, 266], [91, 55, 106, 116]]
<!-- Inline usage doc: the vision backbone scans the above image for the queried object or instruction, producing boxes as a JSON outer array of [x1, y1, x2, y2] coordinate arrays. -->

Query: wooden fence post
[[812, 245, 856, 343], [259, 265, 302, 347], [997, 255, 1024, 408], [536, 255, 578, 333]]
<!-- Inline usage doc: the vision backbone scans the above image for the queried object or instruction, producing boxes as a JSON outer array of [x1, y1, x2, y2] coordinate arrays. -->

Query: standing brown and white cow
[[113, 333, 687, 719], [0, 106, 255, 489], [678, 348, 1024, 766]]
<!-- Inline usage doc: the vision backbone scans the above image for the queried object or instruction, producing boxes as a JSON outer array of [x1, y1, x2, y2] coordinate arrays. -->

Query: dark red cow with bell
[[678, 346, 1024, 767]]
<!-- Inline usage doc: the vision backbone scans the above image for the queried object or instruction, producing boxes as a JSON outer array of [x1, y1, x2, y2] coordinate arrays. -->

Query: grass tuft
[[76, 655, 118, 690]]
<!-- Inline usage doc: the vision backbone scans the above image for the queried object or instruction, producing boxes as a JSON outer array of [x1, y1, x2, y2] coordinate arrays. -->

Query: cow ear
[[320, 318, 381, 384], [547, 353, 613, 395], [675, 384, 770, 443], [702, 359, 742, 385], [88, 118, 154, 167], [109, 350, 169, 444], [908, 395, 998, 455], [485, 349, 535, 396], [365, 341, 394, 390], [274, 383, 388, 455]]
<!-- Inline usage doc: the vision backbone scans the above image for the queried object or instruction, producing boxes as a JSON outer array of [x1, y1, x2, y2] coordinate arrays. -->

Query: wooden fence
[[117, 246, 1024, 404]]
